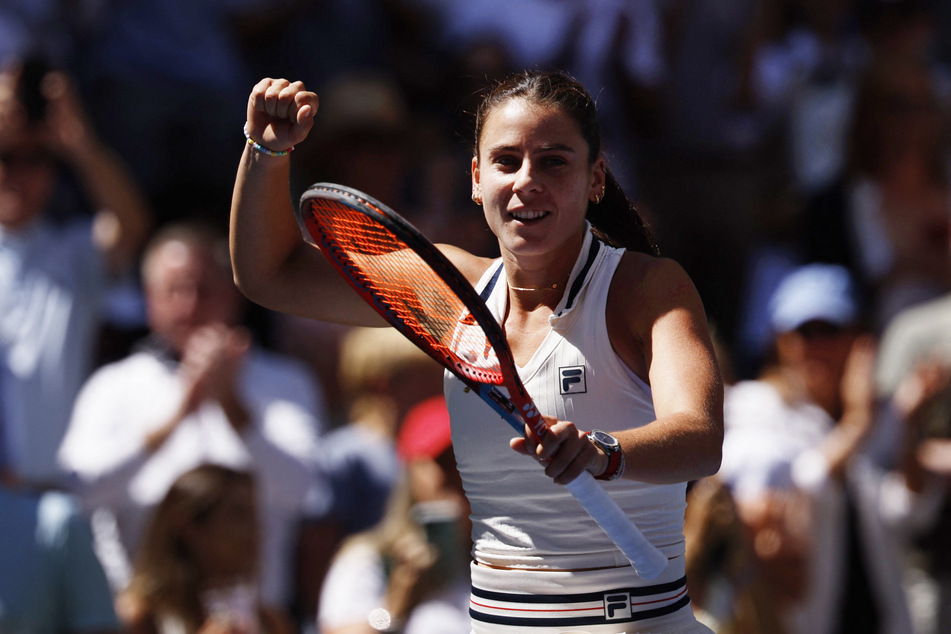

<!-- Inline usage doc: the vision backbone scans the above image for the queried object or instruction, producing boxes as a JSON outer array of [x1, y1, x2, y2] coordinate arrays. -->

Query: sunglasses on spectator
[[794, 320, 849, 340]]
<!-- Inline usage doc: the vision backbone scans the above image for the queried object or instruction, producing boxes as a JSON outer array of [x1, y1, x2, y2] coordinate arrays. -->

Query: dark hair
[[473, 70, 659, 256], [126, 465, 257, 630]]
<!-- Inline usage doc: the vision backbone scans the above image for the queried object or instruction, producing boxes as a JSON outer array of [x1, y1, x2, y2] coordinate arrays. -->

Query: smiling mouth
[[510, 209, 549, 222]]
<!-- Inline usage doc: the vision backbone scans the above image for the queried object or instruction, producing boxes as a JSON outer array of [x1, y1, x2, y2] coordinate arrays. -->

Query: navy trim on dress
[[563, 237, 601, 312]]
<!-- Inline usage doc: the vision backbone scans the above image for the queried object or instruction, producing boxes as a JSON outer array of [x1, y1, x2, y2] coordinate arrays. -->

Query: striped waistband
[[469, 575, 690, 629]]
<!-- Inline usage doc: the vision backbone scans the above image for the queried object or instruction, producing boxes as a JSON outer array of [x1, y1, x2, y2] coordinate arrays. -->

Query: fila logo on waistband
[[604, 592, 632, 620], [559, 365, 587, 394]]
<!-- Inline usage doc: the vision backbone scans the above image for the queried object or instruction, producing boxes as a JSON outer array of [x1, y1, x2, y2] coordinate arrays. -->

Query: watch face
[[591, 430, 619, 451]]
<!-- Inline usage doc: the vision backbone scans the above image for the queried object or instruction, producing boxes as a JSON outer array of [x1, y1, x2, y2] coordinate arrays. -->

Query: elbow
[[231, 268, 253, 299], [231, 267, 254, 300], [702, 443, 723, 478], [697, 416, 724, 478], [232, 268, 272, 308], [230, 251, 271, 305], [228, 239, 303, 310]]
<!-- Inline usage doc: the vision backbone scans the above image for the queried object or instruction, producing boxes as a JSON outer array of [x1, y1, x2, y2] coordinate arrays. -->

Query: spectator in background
[[753, 0, 868, 200], [805, 52, 951, 330], [682, 476, 789, 633], [118, 464, 295, 634], [719, 263, 940, 634], [734, 1, 951, 377], [0, 481, 120, 633], [317, 396, 470, 634], [875, 260, 951, 634], [58, 222, 326, 614], [0, 55, 151, 489], [631, 0, 792, 358], [73, 0, 285, 223], [295, 326, 443, 625]]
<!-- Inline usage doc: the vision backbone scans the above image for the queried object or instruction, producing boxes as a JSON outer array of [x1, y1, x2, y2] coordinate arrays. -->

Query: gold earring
[[472, 193, 482, 205], [593, 185, 606, 205]]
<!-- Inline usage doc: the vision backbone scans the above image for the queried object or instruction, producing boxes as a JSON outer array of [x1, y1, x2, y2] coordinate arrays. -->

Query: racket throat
[[487, 387, 517, 416], [472, 384, 524, 434]]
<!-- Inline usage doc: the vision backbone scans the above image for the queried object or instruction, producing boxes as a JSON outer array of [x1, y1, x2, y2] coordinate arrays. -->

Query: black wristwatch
[[587, 430, 625, 481]]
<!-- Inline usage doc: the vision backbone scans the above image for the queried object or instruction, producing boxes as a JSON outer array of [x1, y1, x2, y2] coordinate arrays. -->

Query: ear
[[471, 155, 481, 197], [589, 157, 607, 203]]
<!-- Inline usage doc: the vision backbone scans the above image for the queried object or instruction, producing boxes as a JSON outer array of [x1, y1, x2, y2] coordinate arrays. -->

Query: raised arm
[[229, 78, 384, 326], [41, 71, 152, 274]]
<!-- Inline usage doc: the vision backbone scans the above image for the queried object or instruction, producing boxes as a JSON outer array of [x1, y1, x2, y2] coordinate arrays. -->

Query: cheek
[[482, 202, 505, 236]]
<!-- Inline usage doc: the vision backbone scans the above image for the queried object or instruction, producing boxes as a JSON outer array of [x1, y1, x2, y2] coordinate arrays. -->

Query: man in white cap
[[717, 263, 937, 634]]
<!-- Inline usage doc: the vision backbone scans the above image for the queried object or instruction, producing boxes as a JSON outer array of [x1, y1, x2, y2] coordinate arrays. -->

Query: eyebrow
[[486, 143, 579, 155]]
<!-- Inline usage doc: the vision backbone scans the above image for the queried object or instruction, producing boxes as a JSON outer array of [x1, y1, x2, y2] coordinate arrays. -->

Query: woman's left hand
[[510, 416, 608, 484]]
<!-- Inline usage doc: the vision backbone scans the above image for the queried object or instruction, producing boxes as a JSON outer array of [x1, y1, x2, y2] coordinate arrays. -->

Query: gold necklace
[[508, 282, 560, 292]]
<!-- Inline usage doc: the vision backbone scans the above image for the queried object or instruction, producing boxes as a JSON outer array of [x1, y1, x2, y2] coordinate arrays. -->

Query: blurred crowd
[[2, 0, 951, 632]]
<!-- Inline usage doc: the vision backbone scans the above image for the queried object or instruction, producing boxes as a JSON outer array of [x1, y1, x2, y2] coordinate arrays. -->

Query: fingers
[[260, 78, 297, 120], [294, 89, 319, 122], [248, 78, 318, 131], [180, 325, 248, 381], [894, 359, 951, 421], [511, 420, 598, 485]]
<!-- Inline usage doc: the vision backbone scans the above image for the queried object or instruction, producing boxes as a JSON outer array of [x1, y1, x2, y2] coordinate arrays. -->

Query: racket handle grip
[[565, 472, 669, 580]]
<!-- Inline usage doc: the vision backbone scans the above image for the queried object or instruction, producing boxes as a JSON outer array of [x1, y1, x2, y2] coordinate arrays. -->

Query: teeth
[[512, 209, 546, 221]]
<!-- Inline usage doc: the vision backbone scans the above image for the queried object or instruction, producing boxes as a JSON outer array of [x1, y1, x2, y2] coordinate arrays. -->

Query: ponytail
[[587, 170, 660, 256]]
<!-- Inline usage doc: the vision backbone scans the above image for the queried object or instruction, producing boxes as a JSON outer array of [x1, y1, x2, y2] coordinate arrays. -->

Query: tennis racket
[[297, 182, 668, 579]]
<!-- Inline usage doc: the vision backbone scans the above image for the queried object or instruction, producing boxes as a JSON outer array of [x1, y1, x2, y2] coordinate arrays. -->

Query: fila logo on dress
[[604, 592, 632, 620], [559, 365, 587, 395]]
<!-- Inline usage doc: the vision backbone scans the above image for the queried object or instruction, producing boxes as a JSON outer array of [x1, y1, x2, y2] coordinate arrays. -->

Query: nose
[[171, 287, 201, 322], [512, 159, 541, 196]]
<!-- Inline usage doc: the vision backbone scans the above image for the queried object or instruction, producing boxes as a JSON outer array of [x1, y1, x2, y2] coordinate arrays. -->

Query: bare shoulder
[[611, 252, 704, 316], [609, 252, 710, 353], [436, 243, 496, 287]]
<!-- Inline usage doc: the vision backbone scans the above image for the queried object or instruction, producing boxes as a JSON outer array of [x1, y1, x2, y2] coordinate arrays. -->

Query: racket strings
[[306, 199, 504, 383]]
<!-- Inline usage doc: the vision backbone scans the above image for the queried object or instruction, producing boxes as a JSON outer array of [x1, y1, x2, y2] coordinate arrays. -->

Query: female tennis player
[[230, 70, 723, 634]]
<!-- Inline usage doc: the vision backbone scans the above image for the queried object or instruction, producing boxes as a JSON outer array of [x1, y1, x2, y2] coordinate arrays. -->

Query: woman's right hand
[[245, 78, 318, 153]]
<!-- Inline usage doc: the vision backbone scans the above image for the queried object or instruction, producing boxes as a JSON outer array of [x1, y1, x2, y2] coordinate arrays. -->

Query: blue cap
[[768, 264, 859, 334]]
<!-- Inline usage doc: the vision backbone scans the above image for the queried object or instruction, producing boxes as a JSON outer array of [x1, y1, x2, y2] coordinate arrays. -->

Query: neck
[[501, 229, 586, 297]]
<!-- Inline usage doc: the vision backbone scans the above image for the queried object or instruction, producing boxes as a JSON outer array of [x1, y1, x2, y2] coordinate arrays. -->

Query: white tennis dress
[[445, 229, 710, 634]]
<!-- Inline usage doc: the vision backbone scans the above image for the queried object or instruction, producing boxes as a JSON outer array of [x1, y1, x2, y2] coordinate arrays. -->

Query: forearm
[[823, 406, 875, 482], [68, 139, 151, 269], [230, 145, 302, 307], [230, 145, 382, 325], [615, 411, 723, 484]]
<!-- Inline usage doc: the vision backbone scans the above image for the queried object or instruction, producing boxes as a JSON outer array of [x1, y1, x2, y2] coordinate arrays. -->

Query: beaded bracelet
[[243, 124, 294, 157]]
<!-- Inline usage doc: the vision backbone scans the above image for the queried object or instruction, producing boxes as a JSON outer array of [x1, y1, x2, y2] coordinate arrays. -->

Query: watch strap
[[588, 431, 625, 481], [595, 448, 624, 481]]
